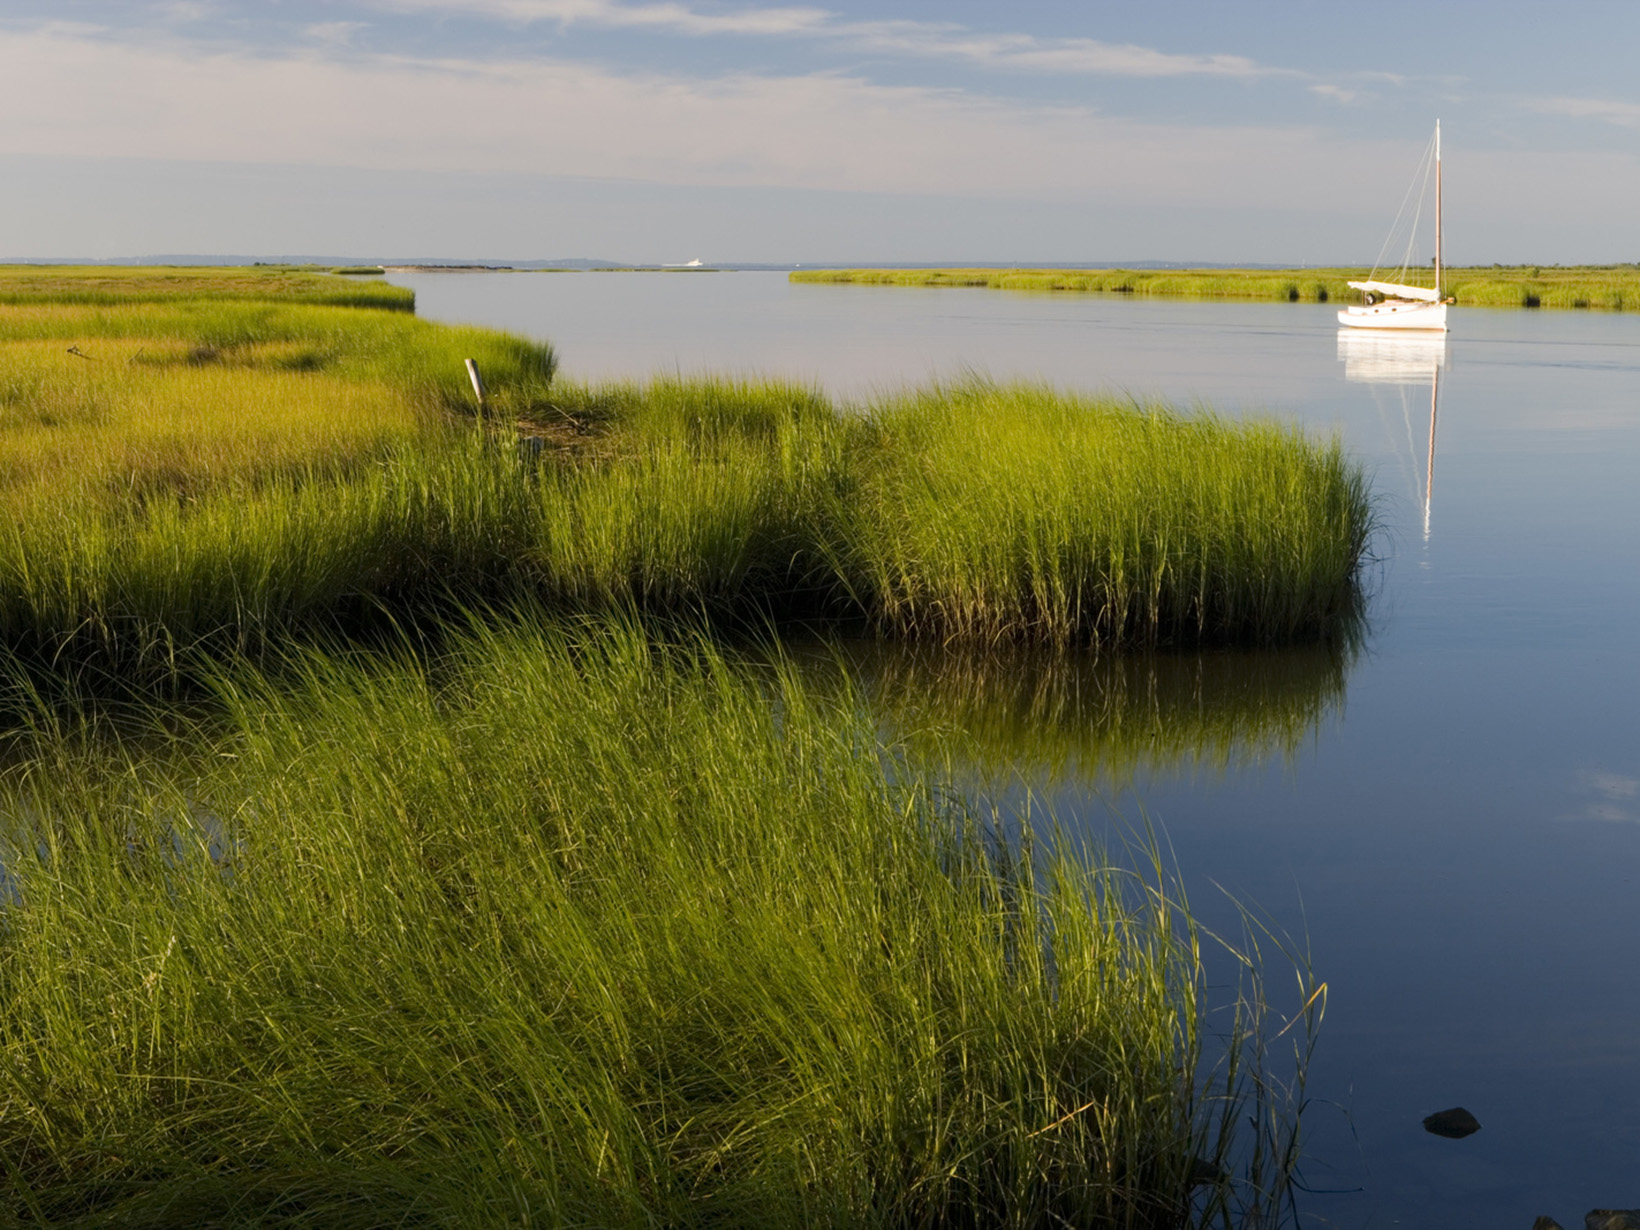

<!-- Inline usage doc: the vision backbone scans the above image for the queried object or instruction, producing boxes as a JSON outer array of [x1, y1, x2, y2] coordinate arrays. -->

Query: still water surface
[[393, 270, 1640, 1227]]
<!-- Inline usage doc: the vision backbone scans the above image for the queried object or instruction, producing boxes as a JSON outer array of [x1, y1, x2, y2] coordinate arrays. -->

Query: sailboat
[[1339, 122, 1449, 332]]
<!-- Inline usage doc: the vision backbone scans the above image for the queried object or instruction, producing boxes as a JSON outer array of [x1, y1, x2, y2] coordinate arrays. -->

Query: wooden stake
[[464, 358, 486, 408]]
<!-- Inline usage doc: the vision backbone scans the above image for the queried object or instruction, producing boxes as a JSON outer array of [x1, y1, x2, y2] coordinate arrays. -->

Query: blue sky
[[2, 1, 1636, 262]]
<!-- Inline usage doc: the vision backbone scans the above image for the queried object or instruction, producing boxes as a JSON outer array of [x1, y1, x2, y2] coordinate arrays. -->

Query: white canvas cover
[[1348, 280, 1442, 303]]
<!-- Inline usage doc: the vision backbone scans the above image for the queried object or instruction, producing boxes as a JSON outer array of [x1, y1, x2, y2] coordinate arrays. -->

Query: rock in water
[[1422, 1106, 1482, 1138], [1533, 1219, 1564, 1230], [1585, 1212, 1640, 1230]]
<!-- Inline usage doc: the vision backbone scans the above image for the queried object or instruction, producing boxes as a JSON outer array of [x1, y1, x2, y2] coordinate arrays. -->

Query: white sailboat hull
[[1337, 300, 1447, 331]]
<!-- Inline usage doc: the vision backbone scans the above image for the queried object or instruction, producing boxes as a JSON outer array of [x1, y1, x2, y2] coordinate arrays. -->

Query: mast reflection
[[1337, 330, 1448, 540]]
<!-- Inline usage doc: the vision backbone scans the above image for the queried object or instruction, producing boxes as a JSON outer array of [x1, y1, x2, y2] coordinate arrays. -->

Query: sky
[[2, 0, 1637, 263]]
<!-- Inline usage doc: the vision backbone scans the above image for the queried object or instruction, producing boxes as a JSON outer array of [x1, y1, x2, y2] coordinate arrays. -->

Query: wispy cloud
[[1310, 84, 1359, 105], [369, 0, 834, 37], [365, 0, 1293, 79], [1571, 770, 1640, 823], [1528, 95, 1640, 130], [843, 25, 1285, 79], [151, 0, 217, 20], [5, 18, 1637, 255], [304, 22, 371, 47]]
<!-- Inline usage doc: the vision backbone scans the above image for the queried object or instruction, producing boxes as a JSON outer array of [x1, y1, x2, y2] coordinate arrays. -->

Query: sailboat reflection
[[1337, 329, 1447, 540]]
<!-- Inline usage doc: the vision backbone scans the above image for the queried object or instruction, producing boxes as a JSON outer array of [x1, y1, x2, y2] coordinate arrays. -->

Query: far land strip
[[792, 265, 1640, 310]]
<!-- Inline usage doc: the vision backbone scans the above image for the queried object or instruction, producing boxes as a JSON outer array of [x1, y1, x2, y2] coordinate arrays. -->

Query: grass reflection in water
[[801, 637, 1353, 787]]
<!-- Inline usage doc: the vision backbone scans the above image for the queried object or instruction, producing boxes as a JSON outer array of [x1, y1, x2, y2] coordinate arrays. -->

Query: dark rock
[[1422, 1106, 1482, 1138], [1532, 1218, 1564, 1230], [1585, 1212, 1640, 1230]]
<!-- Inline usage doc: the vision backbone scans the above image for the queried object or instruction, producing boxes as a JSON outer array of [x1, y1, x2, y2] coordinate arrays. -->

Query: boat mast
[[1434, 120, 1442, 298]]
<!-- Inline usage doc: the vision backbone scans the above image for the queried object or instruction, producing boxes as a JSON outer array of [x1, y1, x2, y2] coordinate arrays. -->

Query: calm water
[[393, 270, 1640, 1227]]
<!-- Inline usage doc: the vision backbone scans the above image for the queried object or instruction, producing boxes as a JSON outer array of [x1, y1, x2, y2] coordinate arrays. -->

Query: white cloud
[[365, 0, 1291, 79], [0, 25, 1338, 204]]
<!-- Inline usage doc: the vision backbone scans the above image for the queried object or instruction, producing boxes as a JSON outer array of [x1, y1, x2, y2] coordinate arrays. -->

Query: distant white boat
[[1339, 122, 1449, 332]]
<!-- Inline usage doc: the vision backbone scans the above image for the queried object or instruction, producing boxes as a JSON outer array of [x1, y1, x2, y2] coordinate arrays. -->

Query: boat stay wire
[[1369, 127, 1441, 289]]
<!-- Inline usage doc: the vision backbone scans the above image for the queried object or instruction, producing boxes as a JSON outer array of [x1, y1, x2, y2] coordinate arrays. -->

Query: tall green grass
[[0, 372, 1370, 679], [792, 265, 1640, 310], [0, 617, 1314, 1226]]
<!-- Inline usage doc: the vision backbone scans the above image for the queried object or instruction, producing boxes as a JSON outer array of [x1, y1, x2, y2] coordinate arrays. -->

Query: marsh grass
[[0, 289, 558, 674], [0, 363, 1370, 680], [0, 617, 1312, 1227], [0, 269, 1332, 1225], [793, 265, 1640, 310], [0, 272, 1370, 674]]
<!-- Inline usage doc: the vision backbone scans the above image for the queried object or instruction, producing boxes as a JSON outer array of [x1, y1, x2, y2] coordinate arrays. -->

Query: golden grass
[[0, 335, 419, 517], [0, 264, 414, 310]]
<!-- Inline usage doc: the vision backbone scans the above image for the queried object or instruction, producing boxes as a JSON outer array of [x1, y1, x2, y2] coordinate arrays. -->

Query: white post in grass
[[464, 358, 486, 409]]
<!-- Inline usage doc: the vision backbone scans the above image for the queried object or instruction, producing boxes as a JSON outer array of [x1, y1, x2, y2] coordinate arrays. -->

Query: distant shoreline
[[790, 265, 1640, 311]]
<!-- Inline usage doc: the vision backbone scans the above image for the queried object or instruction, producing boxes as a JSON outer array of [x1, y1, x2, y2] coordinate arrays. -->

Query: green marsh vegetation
[[0, 267, 1348, 1224], [0, 283, 1370, 679], [0, 615, 1321, 1227], [792, 264, 1640, 310]]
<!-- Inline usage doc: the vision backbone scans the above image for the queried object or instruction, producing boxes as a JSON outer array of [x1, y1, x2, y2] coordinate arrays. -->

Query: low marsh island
[[0, 266, 1365, 1225]]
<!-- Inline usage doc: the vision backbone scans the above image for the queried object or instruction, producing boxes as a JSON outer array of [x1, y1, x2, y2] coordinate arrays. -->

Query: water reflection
[[799, 639, 1354, 785], [1337, 329, 1446, 541]]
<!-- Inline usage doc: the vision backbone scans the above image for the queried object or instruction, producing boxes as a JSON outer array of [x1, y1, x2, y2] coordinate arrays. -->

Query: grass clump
[[842, 383, 1370, 647], [0, 617, 1308, 1227]]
